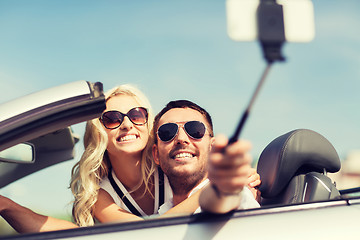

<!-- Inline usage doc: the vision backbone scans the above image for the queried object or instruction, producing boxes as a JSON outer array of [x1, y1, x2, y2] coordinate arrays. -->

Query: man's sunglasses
[[100, 107, 148, 129], [157, 121, 208, 142]]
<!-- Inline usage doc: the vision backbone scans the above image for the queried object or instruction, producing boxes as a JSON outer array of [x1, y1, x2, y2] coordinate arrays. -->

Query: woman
[[0, 84, 172, 232], [70, 84, 171, 226]]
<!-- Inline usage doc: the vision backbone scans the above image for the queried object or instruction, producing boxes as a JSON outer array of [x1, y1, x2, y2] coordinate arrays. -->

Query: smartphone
[[226, 0, 315, 42]]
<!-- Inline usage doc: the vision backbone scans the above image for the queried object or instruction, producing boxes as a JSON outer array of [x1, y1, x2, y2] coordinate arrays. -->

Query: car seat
[[257, 129, 341, 206]]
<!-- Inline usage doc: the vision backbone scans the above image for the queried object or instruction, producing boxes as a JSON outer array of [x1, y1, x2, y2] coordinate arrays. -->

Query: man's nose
[[175, 126, 190, 144]]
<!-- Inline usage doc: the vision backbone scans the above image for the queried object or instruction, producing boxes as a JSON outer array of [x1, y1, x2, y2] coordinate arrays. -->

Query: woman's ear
[[152, 144, 160, 165]]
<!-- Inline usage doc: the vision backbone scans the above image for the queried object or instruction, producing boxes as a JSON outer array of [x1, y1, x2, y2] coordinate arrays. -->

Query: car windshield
[[0, 1, 359, 238]]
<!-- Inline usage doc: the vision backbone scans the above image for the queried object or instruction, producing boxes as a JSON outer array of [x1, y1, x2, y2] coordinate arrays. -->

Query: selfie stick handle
[[228, 63, 272, 144], [228, 0, 286, 145]]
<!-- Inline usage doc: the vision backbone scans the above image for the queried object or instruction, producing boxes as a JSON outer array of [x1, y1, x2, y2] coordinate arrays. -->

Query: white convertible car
[[0, 80, 359, 240]]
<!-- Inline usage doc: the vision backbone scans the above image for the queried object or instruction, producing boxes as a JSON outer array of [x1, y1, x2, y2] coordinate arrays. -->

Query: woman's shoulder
[[99, 174, 111, 189]]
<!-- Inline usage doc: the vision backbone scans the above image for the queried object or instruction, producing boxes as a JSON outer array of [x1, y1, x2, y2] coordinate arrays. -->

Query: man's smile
[[170, 147, 198, 161], [173, 152, 194, 159]]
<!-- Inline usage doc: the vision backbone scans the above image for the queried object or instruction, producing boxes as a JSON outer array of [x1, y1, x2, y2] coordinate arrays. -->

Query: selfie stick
[[228, 63, 272, 144], [228, 0, 285, 144]]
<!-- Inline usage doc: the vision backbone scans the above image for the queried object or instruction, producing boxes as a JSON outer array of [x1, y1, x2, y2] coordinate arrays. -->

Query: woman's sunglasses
[[100, 107, 148, 129], [157, 121, 208, 142]]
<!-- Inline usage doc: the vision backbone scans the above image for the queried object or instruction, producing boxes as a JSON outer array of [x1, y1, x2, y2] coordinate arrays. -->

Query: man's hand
[[208, 134, 253, 195], [199, 134, 258, 213]]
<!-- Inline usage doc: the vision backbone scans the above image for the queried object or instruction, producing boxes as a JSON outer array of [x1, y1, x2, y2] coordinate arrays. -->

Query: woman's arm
[[158, 188, 203, 217], [160, 160, 261, 216], [0, 195, 77, 233], [94, 189, 143, 223]]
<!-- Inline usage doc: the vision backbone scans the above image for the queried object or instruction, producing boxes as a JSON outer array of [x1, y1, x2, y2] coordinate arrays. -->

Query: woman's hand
[[247, 168, 261, 202]]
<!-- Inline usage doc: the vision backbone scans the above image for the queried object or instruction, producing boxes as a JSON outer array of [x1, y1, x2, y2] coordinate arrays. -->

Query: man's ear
[[152, 144, 160, 165], [210, 136, 215, 150]]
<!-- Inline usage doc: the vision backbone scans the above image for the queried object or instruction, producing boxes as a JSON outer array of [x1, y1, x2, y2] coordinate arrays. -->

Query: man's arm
[[0, 195, 78, 233], [199, 135, 258, 213]]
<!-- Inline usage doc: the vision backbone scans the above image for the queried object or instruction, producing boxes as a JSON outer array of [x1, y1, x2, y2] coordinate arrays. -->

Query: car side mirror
[[0, 143, 35, 163]]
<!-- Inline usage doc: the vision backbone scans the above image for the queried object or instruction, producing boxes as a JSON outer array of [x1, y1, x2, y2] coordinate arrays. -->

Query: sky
[[0, 0, 359, 223]]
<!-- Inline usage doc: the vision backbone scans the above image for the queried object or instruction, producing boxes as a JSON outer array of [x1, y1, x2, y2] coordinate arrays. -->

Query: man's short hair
[[153, 100, 214, 143]]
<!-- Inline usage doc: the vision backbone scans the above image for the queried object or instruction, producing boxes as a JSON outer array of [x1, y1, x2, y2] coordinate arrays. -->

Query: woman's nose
[[119, 116, 133, 130]]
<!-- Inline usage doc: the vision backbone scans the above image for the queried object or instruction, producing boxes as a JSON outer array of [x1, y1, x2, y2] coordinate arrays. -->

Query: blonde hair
[[70, 84, 156, 227]]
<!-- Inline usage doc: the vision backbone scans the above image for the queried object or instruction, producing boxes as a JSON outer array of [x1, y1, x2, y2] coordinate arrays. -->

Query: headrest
[[257, 129, 341, 198]]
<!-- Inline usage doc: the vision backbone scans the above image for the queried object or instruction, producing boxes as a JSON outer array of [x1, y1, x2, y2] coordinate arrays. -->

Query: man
[[152, 100, 260, 214]]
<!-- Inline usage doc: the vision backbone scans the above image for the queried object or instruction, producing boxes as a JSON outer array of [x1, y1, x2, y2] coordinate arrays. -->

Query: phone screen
[[226, 0, 315, 42]]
